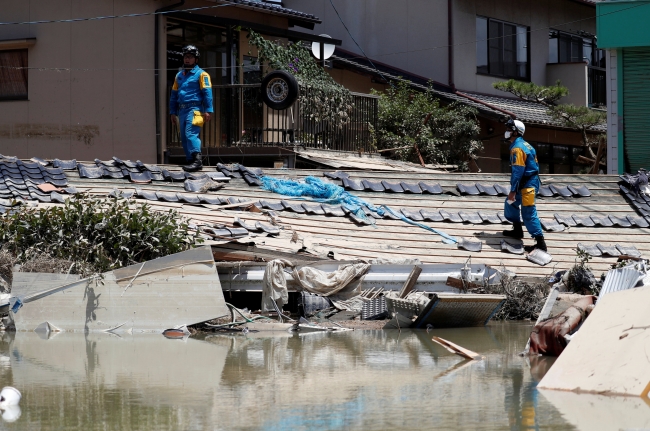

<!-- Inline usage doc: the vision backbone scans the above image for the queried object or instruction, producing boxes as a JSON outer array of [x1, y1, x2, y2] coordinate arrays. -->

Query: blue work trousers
[[504, 177, 543, 238], [179, 108, 202, 160]]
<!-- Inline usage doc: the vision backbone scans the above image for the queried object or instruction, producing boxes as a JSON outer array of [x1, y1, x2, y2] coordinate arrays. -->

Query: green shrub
[[371, 81, 482, 171], [0, 194, 201, 276]]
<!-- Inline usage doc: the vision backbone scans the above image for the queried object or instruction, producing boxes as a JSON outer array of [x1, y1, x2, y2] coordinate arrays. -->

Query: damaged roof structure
[[2, 155, 646, 280]]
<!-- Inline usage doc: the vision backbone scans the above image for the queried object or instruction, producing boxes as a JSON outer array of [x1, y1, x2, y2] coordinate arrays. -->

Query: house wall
[[282, 0, 450, 86], [326, 67, 388, 94], [453, 0, 596, 96], [0, 0, 293, 163], [546, 63, 588, 106], [0, 0, 160, 162], [283, 0, 595, 99]]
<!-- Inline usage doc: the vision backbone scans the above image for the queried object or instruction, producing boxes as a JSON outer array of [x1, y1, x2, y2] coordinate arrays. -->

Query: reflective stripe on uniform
[[511, 147, 526, 167], [200, 72, 212, 89], [521, 187, 536, 206]]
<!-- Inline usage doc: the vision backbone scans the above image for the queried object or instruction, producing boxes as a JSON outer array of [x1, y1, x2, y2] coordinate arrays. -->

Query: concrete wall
[[0, 0, 160, 162], [282, 0, 450, 85], [453, 0, 596, 96], [284, 0, 595, 98], [0, 0, 292, 163], [546, 63, 588, 106]]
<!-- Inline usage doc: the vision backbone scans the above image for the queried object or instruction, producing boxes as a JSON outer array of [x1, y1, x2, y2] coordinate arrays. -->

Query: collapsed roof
[[3, 155, 646, 279]]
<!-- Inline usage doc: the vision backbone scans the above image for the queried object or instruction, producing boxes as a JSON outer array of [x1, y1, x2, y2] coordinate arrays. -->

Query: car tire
[[261, 70, 299, 110]]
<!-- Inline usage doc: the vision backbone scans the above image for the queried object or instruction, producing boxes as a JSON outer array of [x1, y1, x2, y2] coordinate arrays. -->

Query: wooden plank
[[431, 336, 483, 360], [398, 265, 422, 298]]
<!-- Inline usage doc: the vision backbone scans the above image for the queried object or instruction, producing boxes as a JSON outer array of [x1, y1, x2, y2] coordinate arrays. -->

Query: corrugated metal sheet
[[623, 48, 650, 172], [411, 293, 506, 328], [599, 265, 645, 298]]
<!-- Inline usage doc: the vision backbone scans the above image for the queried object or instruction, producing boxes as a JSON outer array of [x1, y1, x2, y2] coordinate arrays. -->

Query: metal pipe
[[155, 0, 186, 164]]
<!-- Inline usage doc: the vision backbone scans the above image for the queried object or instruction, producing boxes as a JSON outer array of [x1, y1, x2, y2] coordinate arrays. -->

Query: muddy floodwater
[[0, 322, 647, 430]]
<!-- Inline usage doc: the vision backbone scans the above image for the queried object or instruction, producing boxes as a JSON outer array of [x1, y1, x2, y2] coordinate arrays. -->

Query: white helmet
[[513, 119, 525, 136]]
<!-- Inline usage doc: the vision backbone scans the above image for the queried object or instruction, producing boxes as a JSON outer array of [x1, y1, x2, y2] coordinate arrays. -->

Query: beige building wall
[[283, 0, 450, 85], [546, 62, 588, 106], [285, 0, 595, 98], [0, 0, 159, 163], [453, 0, 596, 96]]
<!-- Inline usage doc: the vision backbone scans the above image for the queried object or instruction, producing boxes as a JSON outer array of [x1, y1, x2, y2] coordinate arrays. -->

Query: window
[[476, 17, 529, 80], [548, 30, 606, 107], [242, 55, 261, 84], [0, 49, 28, 100], [501, 141, 589, 174]]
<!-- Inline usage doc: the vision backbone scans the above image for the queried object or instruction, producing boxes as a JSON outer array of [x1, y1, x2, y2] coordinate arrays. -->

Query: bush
[[0, 194, 202, 277], [371, 81, 483, 171]]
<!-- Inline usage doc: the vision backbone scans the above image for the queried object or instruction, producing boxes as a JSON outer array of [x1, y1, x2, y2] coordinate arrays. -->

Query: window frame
[[501, 141, 588, 174], [548, 30, 607, 107], [0, 48, 29, 102], [476, 16, 530, 81]]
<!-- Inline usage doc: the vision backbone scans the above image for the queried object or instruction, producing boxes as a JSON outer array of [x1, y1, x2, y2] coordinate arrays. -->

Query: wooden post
[[398, 265, 422, 298], [591, 140, 606, 174], [412, 113, 432, 167]]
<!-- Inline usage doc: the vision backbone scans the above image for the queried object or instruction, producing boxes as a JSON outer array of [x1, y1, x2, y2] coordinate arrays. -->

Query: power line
[[0, 1, 644, 74], [0, 64, 249, 72], [327, 0, 394, 87], [0, 3, 232, 26]]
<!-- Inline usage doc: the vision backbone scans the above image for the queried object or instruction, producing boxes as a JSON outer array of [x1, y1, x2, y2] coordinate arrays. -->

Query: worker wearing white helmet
[[502, 118, 547, 252]]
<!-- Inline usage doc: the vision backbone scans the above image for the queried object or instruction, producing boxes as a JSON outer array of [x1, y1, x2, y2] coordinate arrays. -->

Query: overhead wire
[[328, 1, 650, 65], [0, 3, 233, 26], [327, 0, 395, 87], [0, 1, 644, 75]]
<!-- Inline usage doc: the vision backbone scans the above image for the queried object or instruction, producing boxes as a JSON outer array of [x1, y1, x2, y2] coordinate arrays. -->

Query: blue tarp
[[261, 176, 458, 244]]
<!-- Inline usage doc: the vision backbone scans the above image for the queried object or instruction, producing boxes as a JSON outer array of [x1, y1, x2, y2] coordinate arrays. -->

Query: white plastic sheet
[[293, 263, 370, 299], [261, 259, 293, 312], [261, 260, 371, 311]]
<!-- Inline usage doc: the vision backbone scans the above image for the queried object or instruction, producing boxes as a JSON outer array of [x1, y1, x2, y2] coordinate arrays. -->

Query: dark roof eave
[[214, 0, 321, 26]]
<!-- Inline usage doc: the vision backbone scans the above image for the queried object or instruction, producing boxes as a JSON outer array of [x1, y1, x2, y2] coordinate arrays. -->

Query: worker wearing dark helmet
[[170, 45, 214, 172], [502, 119, 547, 252]]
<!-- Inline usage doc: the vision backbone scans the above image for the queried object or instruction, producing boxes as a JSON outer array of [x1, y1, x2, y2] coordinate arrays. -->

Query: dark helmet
[[182, 45, 200, 58]]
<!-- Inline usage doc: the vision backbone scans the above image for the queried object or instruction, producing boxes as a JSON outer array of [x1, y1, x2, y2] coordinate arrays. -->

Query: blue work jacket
[[169, 65, 214, 115], [509, 136, 540, 192]]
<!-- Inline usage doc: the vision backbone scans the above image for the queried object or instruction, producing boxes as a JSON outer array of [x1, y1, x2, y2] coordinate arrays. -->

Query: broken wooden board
[[11, 246, 229, 333], [431, 336, 483, 360], [538, 286, 650, 397]]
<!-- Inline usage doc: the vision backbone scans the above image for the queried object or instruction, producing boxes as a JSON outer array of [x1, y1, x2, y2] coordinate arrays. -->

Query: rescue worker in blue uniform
[[170, 45, 214, 172], [502, 119, 547, 252]]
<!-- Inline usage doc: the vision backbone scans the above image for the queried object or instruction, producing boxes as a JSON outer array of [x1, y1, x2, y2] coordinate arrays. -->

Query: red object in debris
[[37, 183, 64, 193], [529, 295, 596, 356], [162, 328, 187, 339]]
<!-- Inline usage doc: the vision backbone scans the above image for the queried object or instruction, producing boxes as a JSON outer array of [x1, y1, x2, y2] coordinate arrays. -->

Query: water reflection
[[0, 323, 642, 430]]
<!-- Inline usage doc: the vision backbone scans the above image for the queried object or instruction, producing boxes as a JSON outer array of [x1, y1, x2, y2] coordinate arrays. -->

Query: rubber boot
[[183, 152, 203, 172], [502, 222, 524, 239], [525, 236, 547, 253]]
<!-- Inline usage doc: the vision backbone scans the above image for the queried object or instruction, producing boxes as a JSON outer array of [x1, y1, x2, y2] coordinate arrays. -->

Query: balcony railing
[[168, 84, 378, 153]]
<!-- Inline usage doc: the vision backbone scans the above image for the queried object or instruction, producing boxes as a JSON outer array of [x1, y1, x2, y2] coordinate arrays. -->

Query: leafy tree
[[371, 81, 482, 171], [247, 30, 353, 127], [493, 79, 606, 173]]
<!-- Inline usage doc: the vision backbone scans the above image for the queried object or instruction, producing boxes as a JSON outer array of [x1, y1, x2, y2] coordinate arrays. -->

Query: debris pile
[[479, 276, 547, 321]]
